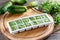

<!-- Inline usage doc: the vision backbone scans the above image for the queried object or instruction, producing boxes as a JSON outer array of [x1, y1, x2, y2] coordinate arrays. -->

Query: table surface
[[0, 0, 60, 40]]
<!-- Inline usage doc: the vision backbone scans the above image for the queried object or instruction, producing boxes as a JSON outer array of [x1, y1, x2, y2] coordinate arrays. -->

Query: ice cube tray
[[7, 13, 53, 34]]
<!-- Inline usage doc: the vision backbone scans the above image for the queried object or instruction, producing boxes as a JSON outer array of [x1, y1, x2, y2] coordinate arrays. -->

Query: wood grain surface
[[0, 9, 54, 40]]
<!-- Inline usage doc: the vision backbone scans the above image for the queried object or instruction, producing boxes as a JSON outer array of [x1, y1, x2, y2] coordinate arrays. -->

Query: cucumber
[[0, 1, 13, 14], [7, 5, 27, 14], [29, 1, 38, 7], [11, 0, 27, 5]]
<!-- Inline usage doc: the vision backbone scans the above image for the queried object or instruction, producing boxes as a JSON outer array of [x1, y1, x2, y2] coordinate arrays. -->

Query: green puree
[[15, 20, 23, 25], [37, 20, 43, 24], [25, 23, 31, 27], [22, 18, 31, 27], [18, 24, 25, 29], [40, 15, 50, 22], [32, 21, 38, 25], [9, 21, 16, 26], [35, 16, 41, 19], [9, 21, 18, 31], [22, 18, 29, 23], [10, 26, 18, 31], [44, 19, 50, 22], [15, 20, 26, 29], [29, 17, 35, 21], [43, 15, 50, 22]]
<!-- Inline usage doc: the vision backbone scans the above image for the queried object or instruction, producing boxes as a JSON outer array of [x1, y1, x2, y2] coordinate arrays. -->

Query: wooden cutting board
[[0, 9, 54, 40]]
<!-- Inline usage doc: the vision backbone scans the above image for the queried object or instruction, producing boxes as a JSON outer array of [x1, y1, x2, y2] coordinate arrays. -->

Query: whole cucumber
[[11, 0, 27, 5], [29, 1, 38, 7], [7, 5, 27, 14], [0, 1, 13, 14]]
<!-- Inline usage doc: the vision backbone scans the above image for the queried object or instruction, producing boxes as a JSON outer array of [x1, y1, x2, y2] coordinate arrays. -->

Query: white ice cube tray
[[7, 13, 53, 34]]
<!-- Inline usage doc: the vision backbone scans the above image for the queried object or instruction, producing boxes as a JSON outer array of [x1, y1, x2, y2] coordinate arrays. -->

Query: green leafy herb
[[50, 1, 60, 15], [53, 12, 60, 24], [39, 0, 52, 13]]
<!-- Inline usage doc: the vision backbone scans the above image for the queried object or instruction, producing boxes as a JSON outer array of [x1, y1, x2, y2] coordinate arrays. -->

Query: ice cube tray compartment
[[7, 13, 53, 34]]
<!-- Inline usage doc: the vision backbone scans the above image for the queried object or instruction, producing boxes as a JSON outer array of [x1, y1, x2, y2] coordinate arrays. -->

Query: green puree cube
[[37, 20, 43, 24], [40, 15, 50, 22], [41, 15, 49, 19], [41, 15, 46, 18], [22, 18, 31, 27], [24, 22, 31, 27], [44, 15, 47, 17], [32, 21, 37, 25], [44, 18, 50, 22], [9, 21, 16, 26], [29, 17, 35, 21], [18, 24, 25, 29], [43, 15, 50, 22], [15, 20, 23, 25], [22, 18, 29, 23], [35, 16, 41, 19], [10, 25, 18, 31]]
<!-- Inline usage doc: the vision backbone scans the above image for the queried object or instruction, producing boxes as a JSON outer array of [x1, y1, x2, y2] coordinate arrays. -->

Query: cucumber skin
[[7, 5, 27, 14], [29, 1, 38, 7], [0, 1, 13, 15], [11, 0, 27, 5]]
